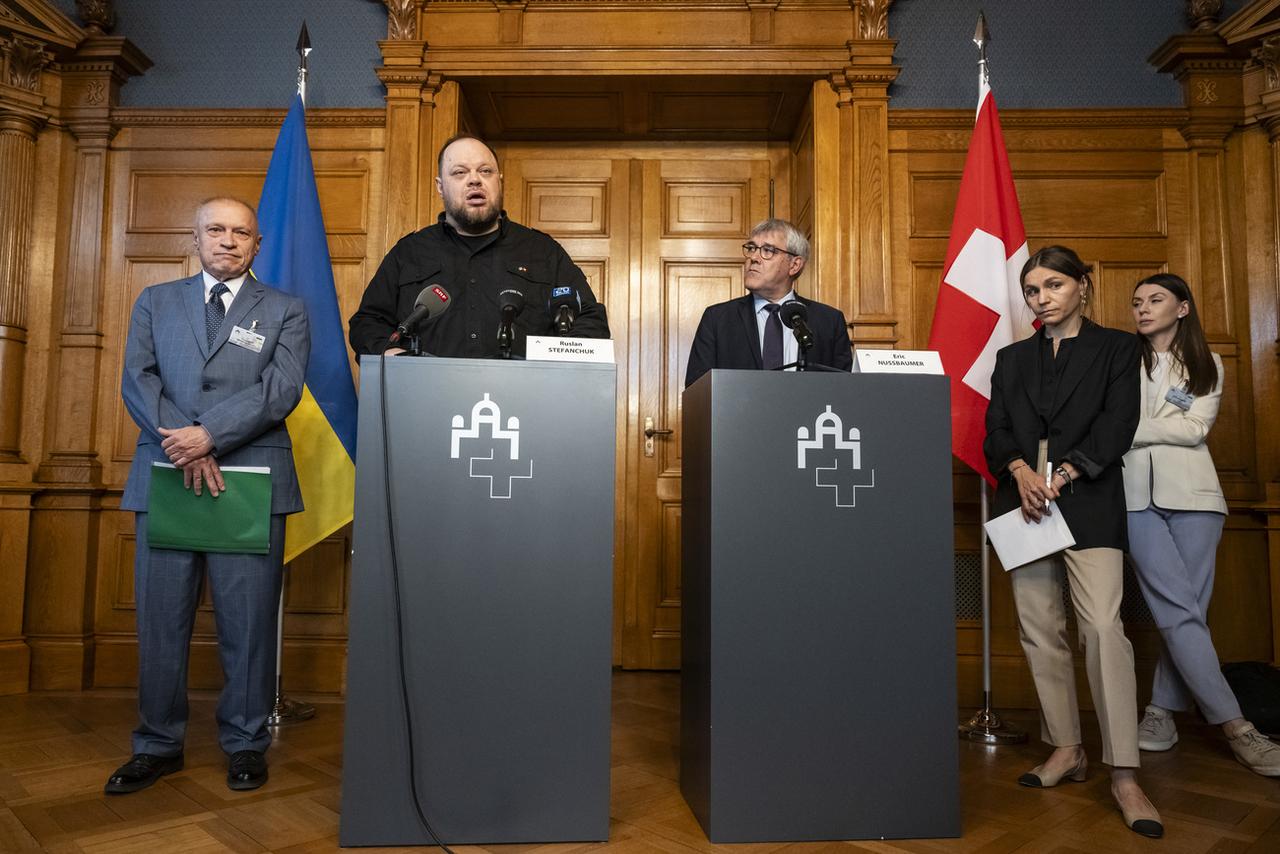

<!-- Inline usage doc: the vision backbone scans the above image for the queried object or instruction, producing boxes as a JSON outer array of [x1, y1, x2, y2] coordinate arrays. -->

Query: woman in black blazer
[[984, 246, 1159, 837]]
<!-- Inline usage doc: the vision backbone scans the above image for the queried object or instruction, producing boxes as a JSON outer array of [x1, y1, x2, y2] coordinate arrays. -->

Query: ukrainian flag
[[255, 94, 358, 563]]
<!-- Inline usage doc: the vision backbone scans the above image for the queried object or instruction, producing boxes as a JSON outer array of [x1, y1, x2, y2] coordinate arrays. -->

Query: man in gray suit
[[107, 197, 310, 794]]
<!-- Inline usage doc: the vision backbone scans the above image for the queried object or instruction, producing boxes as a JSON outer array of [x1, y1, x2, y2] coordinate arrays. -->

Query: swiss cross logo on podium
[[450, 394, 534, 499], [796, 406, 875, 508]]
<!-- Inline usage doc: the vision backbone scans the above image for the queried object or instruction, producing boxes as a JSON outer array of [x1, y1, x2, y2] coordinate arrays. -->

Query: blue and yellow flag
[[255, 93, 358, 563]]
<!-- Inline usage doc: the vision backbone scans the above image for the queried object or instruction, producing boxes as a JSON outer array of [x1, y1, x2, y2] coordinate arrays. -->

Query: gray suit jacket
[[121, 273, 310, 515]]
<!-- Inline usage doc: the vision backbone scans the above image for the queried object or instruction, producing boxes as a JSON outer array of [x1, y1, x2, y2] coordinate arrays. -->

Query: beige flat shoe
[[1017, 754, 1087, 788]]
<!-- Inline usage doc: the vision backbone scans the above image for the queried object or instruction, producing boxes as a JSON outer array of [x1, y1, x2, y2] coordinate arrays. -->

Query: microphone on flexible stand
[[497, 288, 525, 359], [387, 284, 452, 354], [547, 285, 581, 335], [780, 301, 814, 371]]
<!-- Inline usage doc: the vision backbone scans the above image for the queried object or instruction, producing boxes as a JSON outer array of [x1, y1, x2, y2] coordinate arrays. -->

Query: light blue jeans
[[1127, 505, 1240, 724]]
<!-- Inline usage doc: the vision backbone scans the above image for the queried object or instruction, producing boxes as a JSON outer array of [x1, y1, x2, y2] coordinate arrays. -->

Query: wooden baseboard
[[94, 637, 346, 695], [26, 637, 92, 690], [956, 653, 1160, 715], [0, 638, 30, 695]]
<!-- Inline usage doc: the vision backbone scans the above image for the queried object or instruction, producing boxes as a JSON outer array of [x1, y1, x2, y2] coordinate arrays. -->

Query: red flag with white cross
[[927, 73, 1033, 486]]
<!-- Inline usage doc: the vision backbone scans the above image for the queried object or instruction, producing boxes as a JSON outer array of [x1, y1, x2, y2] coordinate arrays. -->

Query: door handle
[[644, 424, 674, 439], [644, 417, 673, 457]]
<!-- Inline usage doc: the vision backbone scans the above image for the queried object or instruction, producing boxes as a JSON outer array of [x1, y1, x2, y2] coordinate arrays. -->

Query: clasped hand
[[159, 425, 213, 467], [1013, 465, 1060, 523], [159, 425, 224, 497]]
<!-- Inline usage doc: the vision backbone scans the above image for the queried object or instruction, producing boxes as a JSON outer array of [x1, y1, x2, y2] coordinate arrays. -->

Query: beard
[[446, 193, 502, 235]]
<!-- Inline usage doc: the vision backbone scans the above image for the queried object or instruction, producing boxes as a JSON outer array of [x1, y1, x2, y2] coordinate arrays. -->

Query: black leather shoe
[[104, 753, 184, 794], [226, 750, 268, 791]]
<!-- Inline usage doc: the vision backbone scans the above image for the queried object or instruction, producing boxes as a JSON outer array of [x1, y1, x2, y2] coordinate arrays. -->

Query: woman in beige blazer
[[1125, 273, 1280, 776]]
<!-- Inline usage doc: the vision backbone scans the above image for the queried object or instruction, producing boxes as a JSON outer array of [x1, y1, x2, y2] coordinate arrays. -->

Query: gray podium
[[340, 356, 615, 847], [681, 370, 959, 842]]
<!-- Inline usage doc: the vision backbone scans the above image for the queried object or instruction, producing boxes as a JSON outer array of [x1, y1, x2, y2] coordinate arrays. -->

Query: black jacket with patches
[[349, 213, 609, 357]]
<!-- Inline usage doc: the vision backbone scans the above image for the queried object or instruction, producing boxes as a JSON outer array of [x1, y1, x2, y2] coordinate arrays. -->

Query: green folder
[[146, 462, 273, 554]]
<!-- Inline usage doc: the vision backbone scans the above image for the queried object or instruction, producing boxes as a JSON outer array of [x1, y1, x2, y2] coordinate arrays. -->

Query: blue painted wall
[[890, 0, 1252, 108], [48, 0, 1254, 109], [51, 0, 386, 108]]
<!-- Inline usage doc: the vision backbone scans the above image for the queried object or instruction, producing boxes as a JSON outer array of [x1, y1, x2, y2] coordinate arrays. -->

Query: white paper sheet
[[984, 502, 1076, 570]]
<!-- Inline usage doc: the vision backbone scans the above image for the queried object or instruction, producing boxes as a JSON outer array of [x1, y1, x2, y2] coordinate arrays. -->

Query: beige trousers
[[1007, 440, 1140, 767]]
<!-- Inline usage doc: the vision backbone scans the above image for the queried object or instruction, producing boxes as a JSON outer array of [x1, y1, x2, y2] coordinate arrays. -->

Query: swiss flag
[[927, 74, 1033, 485]]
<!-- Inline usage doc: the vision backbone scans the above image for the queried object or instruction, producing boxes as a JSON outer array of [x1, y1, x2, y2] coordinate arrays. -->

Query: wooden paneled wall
[[3, 102, 1273, 701], [2, 0, 1278, 708], [86, 112, 386, 693], [889, 110, 1276, 707]]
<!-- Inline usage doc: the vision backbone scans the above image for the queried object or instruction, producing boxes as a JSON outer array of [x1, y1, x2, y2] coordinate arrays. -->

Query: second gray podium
[[681, 369, 960, 842], [340, 357, 615, 847]]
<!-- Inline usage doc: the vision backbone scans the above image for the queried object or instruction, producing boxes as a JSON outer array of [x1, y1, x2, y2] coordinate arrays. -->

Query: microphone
[[779, 300, 814, 351], [499, 288, 525, 323], [388, 284, 452, 345], [547, 285, 581, 335], [497, 288, 525, 357]]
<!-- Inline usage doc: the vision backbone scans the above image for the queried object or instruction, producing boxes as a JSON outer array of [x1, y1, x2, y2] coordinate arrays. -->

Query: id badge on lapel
[[229, 320, 266, 354], [1165, 386, 1194, 410]]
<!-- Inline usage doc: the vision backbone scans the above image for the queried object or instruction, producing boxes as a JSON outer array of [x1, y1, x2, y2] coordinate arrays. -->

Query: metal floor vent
[[952, 552, 1155, 626], [953, 551, 983, 620]]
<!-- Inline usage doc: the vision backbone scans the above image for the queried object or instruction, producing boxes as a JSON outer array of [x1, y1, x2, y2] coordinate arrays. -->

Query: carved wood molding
[[1188, 0, 1223, 32], [0, 0, 84, 53], [855, 0, 891, 41], [56, 35, 150, 142], [112, 108, 388, 128], [422, 0, 856, 5], [888, 108, 1190, 129], [1254, 35, 1280, 91], [0, 35, 49, 92], [74, 0, 114, 34], [417, 46, 852, 76], [384, 0, 419, 40]]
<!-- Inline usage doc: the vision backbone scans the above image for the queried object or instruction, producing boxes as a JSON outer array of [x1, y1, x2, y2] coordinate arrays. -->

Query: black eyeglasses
[[742, 242, 798, 261]]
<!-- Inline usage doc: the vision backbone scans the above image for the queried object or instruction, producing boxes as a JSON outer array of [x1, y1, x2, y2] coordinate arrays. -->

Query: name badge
[[1165, 386, 1194, 410], [525, 335, 615, 363], [852, 348, 944, 375], [229, 324, 265, 353]]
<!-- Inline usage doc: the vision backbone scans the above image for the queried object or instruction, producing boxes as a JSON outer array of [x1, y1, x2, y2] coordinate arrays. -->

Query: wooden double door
[[498, 143, 787, 668]]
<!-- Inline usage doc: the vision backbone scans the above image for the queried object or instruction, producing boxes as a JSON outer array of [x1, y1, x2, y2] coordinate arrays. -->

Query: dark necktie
[[762, 303, 783, 370], [206, 282, 230, 346]]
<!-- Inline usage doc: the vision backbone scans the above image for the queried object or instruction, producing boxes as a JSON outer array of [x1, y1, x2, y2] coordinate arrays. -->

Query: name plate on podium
[[853, 348, 943, 375], [526, 335, 615, 363]]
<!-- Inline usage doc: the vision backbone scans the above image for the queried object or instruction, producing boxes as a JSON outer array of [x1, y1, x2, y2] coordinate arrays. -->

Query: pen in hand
[[1042, 461, 1053, 517]]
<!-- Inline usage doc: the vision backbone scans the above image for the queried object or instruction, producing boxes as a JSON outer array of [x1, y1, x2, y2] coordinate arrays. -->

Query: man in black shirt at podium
[[348, 135, 609, 357], [685, 217, 852, 387]]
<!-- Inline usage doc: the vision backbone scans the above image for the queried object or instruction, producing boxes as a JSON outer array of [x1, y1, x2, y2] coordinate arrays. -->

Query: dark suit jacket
[[684, 294, 853, 387], [120, 273, 310, 515], [984, 318, 1140, 551]]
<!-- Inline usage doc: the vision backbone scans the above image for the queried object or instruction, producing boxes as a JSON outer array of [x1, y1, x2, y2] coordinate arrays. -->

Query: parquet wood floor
[[2, 672, 1278, 853]]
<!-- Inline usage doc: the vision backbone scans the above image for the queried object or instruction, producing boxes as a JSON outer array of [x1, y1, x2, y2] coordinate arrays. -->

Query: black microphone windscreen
[[779, 300, 808, 329], [499, 288, 526, 313], [548, 285, 581, 312]]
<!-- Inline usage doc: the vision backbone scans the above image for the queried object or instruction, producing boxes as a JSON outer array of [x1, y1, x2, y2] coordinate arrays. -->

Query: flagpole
[[267, 21, 317, 730], [957, 12, 1025, 746]]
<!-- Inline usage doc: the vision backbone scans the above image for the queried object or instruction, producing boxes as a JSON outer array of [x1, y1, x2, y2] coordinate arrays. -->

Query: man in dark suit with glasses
[[685, 218, 853, 387]]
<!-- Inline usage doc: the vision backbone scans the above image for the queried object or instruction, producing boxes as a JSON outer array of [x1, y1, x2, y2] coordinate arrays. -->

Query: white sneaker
[[1227, 723, 1280, 777], [1138, 705, 1178, 751]]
